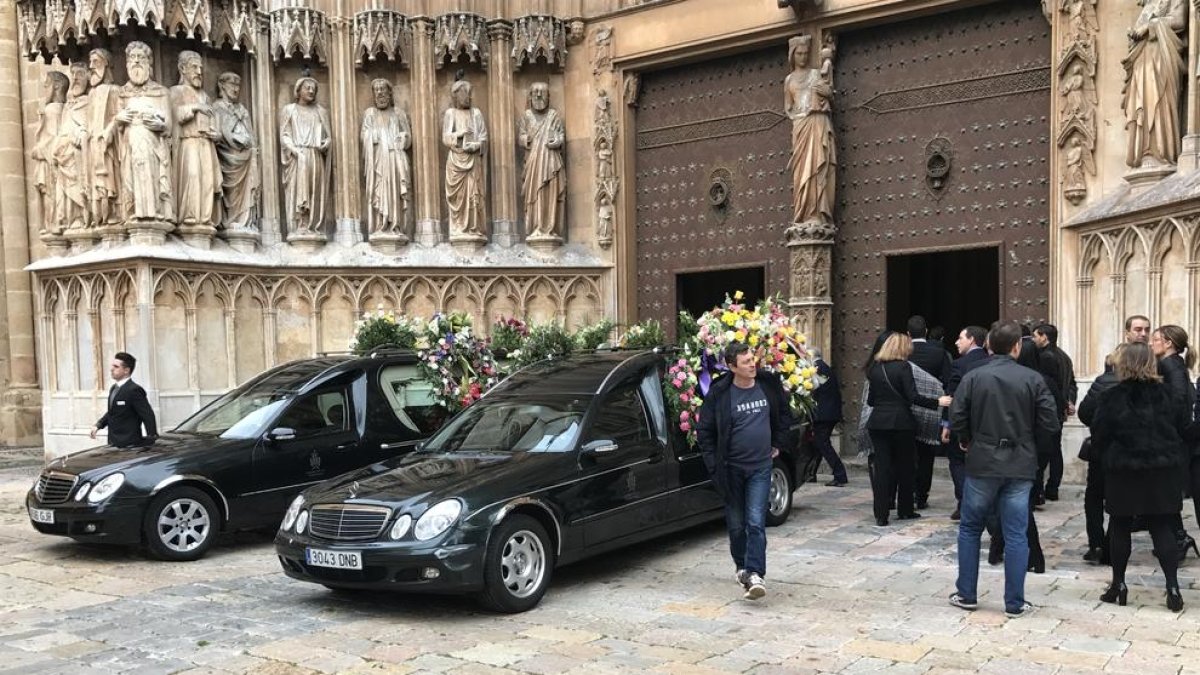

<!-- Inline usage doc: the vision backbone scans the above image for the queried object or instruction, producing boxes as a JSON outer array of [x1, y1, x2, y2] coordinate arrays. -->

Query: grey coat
[[949, 355, 1060, 481]]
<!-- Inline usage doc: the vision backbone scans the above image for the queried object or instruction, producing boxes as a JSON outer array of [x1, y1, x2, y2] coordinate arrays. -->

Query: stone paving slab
[[4, 464, 1200, 673]]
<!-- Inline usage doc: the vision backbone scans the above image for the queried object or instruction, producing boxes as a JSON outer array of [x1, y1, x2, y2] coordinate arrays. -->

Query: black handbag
[[1077, 437, 1092, 462]]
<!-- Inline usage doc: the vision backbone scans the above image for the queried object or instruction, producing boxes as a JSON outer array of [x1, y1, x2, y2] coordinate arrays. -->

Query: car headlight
[[389, 514, 412, 540], [281, 495, 304, 532], [74, 483, 91, 501], [86, 473, 125, 503], [413, 500, 462, 541], [295, 510, 309, 534]]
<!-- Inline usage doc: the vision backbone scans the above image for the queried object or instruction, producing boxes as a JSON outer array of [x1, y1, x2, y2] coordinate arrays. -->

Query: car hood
[[42, 432, 247, 478], [302, 450, 571, 512]]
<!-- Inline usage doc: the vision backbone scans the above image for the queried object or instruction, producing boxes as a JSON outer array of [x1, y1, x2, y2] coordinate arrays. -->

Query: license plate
[[305, 548, 362, 570], [28, 507, 54, 524]]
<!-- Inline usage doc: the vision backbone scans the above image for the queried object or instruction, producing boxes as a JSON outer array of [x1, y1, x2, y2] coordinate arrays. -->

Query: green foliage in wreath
[[514, 323, 576, 366], [574, 318, 616, 351], [621, 319, 667, 350], [351, 311, 418, 355]]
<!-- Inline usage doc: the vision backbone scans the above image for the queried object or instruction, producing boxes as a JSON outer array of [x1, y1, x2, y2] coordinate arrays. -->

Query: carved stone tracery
[[1056, 0, 1098, 204], [511, 15, 568, 70], [166, 0, 212, 43], [353, 10, 411, 67], [434, 13, 488, 70], [270, 6, 330, 64]]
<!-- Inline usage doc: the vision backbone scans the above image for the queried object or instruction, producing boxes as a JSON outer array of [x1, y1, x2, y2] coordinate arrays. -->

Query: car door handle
[[380, 440, 421, 451], [335, 443, 354, 451]]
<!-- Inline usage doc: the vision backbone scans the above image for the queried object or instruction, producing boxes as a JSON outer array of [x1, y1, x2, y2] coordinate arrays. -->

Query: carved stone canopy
[[17, 0, 258, 61], [353, 10, 411, 67], [511, 15, 568, 70], [271, 6, 330, 64], [435, 13, 488, 70]]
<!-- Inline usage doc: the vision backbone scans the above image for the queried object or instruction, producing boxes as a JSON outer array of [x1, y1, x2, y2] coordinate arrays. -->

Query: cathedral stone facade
[[1, 0, 1198, 466]]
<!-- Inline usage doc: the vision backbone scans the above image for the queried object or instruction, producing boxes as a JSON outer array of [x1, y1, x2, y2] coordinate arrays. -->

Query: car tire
[[766, 458, 794, 527], [477, 514, 554, 613], [142, 486, 218, 561]]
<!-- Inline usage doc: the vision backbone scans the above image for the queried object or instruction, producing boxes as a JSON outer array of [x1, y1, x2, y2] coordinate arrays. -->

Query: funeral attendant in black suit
[[1032, 324, 1074, 502], [940, 325, 990, 519], [90, 352, 158, 448], [808, 348, 848, 486], [907, 315, 951, 510]]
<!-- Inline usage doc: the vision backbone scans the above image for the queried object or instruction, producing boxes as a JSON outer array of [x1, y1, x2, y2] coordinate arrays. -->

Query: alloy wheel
[[156, 498, 212, 553], [499, 529, 546, 599]]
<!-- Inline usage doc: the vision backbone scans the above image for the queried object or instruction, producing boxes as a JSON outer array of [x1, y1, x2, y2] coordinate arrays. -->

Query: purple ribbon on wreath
[[697, 349, 727, 398]]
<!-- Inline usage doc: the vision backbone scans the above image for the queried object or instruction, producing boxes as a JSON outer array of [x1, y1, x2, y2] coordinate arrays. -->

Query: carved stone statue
[[33, 71, 68, 235], [1063, 133, 1094, 203], [170, 51, 222, 233], [116, 41, 175, 225], [1122, 0, 1187, 169], [442, 80, 488, 239], [519, 82, 566, 243], [360, 78, 412, 237], [280, 76, 332, 237], [594, 89, 617, 249], [784, 34, 836, 231], [51, 64, 90, 236], [87, 48, 122, 228], [212, 72, 260, 232]]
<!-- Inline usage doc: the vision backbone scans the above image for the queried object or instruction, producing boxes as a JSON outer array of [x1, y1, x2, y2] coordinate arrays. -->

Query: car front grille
[[35, 472, 78, 505], [309, 504, 391, 541]]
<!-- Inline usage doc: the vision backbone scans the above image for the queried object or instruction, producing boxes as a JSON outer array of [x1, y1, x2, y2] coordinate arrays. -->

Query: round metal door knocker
[[924, 137, 953, 198], [708, 167, 732, 222]]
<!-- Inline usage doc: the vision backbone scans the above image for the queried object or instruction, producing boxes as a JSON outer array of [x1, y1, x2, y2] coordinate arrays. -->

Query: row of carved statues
[[32, 45, 569, 250]]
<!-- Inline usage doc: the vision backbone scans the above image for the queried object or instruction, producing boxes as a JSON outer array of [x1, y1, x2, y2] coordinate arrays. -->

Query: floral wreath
[[415, 312, 500, 414], [665, 291, 823, 446]]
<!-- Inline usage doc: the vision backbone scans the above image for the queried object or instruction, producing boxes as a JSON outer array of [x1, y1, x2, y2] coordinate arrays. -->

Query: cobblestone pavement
[[4, 464, 1200, 675]]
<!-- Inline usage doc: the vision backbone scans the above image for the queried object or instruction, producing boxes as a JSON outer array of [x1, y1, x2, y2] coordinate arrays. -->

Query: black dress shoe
[[1044, 487, 1059, 501], [825, 479, 848, 487], [1034, 494, 1046, 507], [875, 517, 889, 526], [950, 507, 961, 521], [1167, 586, 1185, 612], [915, 498, 929, 510], [1027, 559, 1045, 574], [897, 512, 922, 521], [1083, 547, 1104, 564], [987, 545, 1003, 566]]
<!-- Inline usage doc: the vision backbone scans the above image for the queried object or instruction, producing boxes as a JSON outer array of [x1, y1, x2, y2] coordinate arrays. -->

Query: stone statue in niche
[[593, 89, 617, 249], [170, 51, 222, 234], [86, 48, 122, 229], [442, 79, 488, 240], [33, 71, 68, 235], [1063, 134, 1094, 203], [519, 82, 566, 244], [116, 41, 175, 225], [1122, 0, 1187, 169], [50, 64, 90, 236], [784, 33, 836, 232], [361, 78, 412, 238], [212, 72, 260, 232], [280, 76, 332, 238]]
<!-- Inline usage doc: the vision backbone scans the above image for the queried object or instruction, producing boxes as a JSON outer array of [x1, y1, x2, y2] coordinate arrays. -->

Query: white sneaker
[[1005, 602, 1035, 618], [735, 569, 750, 589], [744, 573, 765, 600]]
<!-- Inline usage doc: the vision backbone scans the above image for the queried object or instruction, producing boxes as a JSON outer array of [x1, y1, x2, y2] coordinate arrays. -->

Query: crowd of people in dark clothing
[[806, 314, 1200, 615]]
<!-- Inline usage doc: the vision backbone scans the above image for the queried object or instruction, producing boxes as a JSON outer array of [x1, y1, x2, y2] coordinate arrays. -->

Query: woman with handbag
[[865, 332, 951, 526], [1091, 342, 1191, 611]]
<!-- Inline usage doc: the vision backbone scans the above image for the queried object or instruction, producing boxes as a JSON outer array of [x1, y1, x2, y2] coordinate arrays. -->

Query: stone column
[[329, 15, 362, 247], [410, 18, 442, 247], [785, 226, 834, 355], [488, 20, 518, 247], [253, 15, 282, 247], [0, 1, 41, 446], [1182, 0, 1200, 169]]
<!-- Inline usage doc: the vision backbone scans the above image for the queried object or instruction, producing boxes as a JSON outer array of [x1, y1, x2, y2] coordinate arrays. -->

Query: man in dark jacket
[[908, 315, 951, 509], [90, 352, 158, 448], [948, 322, 1060, 619], [1078, 353, 1120, 564], [808, 348, 847, 486], [697, 342, 791, 601], [940, 325, 989, 519], [1032, 324, 1075, 502]]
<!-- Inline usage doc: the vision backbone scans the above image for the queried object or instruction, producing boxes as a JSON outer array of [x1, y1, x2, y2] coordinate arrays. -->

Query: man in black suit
[[1032, 324, 1075, 501], [907, 315, 951, 509], [808, 348, 847, 486], [90, 352, 158, 448], [941, 325, 990, 519]]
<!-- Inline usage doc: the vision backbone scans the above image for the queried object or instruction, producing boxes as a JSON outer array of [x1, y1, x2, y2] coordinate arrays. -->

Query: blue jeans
[[957, 476, 1032, 612], [724, 464, 771, 577]]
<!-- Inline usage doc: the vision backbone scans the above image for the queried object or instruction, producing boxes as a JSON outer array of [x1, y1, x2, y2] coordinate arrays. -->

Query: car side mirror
[[266, 427, 297, 443], [581, 439, 619, 456]]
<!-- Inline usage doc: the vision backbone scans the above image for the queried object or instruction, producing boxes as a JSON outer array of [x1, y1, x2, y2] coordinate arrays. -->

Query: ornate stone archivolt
[[1056, 0, 1097, 204], [594, 89, 617, 249], [434, 13, 488, 70], [353, 10, 411, 67], [511, 15, 568, 70], [271, 6, 330, 64]]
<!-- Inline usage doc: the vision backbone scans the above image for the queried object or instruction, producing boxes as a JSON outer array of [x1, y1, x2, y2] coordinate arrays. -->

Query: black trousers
[[1084, 460, 1107, 551], [1190, 455, 1200, 526], [869, 429, 916, 521], [1035, 429, 1064, 496], [811, 422, 847, 482], [914, 441, 937, 504], [988, 481, 1044, 567], [947, 441, 966, 504], [1109, 514, 1178, 588]]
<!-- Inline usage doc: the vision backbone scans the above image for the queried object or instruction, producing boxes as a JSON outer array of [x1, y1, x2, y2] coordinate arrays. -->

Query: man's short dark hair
[[1034, 323, 1058, 345], [963, 325, 987, 347], [115, 352, 136, 373], [929, 326, 945, 342], [988, 322, 1021, 356], [1124, 314, 1151, 331], [906, 315, 928, 339], [1020, 323, 1032, 337], [724, 342, 751, 367]]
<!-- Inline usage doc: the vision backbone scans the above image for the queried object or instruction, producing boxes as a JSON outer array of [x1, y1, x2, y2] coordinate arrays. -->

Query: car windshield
[[422, 396, 592, 454], [175, 371, 311, 439]]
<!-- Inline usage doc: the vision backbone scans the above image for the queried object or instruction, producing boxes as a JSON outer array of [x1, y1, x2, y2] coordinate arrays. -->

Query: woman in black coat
[[1076, 346, 1124, 565], [1091, 342, 1190, 612], [865, 332, 949, 526], [1151, 325, 1198, 560]]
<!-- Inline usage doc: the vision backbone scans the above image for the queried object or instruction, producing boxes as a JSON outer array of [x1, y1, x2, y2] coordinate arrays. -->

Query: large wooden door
[[832, 0, 1051, 419]]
